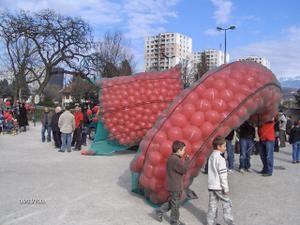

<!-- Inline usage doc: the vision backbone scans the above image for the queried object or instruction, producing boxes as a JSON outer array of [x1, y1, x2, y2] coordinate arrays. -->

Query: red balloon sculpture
[[130, 62, 282, 204], [99, 66, 183, 145]]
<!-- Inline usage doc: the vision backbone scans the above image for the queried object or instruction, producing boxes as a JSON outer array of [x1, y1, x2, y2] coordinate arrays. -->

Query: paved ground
[[0, 123, 299, 225]]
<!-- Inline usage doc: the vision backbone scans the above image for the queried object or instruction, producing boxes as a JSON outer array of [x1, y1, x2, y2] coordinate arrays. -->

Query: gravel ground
[[0, 123, 299, 225]]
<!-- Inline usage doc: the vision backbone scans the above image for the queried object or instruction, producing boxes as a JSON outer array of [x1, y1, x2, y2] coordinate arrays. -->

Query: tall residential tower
[[144, 32, 192, 71]]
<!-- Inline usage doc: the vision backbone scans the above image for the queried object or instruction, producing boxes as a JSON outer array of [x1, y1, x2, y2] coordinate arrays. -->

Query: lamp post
[[216, 25, 236, 64]]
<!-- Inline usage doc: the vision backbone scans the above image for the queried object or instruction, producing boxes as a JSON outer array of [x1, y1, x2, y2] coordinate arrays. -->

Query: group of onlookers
[[206, 112, 300, 178], [0, 98, 30, 135], [41, 104, 94, 152]]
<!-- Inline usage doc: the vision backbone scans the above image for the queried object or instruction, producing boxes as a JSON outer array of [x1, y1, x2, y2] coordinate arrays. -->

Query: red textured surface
[[99, 66, 183, 145], [130, 62, 283, 204]]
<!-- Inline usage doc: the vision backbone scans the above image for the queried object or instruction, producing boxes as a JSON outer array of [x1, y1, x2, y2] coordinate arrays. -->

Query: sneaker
[[292, 161, 296, 164], [58, 150, 65, 153], [245, 168, 253, 173], [228, 169, 233, 175], [259, 170, 267, 174], [239, 169, 245, 174], [297, 161, 300, 163], [171, 221, 186, 225], [155, 210, 163, 222], [262, 173, 272, 177]]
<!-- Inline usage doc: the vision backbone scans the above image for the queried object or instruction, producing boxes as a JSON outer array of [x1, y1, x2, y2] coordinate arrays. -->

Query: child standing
[[207, 136, 235, 225], [155, 140, 190, 225]]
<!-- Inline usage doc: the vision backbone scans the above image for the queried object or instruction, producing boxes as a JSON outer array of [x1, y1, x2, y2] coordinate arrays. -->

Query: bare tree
[[83, 31, 134, 78], [0, 11, 39, 100], [196, 53, 209, 80], [67, 76, 98, 103], [181, 56, 198, 88], [0, 9, 93, 96]]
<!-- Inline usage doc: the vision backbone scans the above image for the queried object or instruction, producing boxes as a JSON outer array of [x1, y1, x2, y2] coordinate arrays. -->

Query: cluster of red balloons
[[130, 62, 283, 204], [99, 66, 183, 145]]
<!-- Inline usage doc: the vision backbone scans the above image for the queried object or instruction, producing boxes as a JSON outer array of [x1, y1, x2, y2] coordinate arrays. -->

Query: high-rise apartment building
[[144, 32, 192, 71], [237, 56, 271, 69], [193, 49, 229, 71]]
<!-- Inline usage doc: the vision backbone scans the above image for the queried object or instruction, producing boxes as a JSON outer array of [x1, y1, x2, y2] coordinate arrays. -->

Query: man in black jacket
[[289, 119, 300, 163], [51, 106, 63, 148], [238, 121, 255, 173]]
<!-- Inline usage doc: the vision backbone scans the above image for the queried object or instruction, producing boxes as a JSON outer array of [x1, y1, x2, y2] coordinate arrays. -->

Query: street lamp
[[216, 25, 236, 64]]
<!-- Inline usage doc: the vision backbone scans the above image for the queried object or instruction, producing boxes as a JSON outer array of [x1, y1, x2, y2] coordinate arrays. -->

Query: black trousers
[[53, 131, 61, 148], [71, 127, 82, 149]]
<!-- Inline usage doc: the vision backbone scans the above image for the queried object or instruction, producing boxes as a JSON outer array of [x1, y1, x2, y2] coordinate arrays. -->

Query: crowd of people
[[154, 113, 300, 225], [201, 112, 299, 179], [0, 98, 33, 135], [1, 96, 100, 155], [40, 104, 99, 152]]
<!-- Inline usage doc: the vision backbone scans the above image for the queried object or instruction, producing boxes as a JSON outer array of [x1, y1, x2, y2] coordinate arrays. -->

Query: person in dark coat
[[51, 106, 63, 148], [238, 121, 255, 173], [226, 130, 235, 172], [286, 115, 293, 140], [274, 114, 280, 152], [18, 103, 28, 132], [41, 107, 53, 142], [289, 119, 300, 163], [81, 106, 90, 146]]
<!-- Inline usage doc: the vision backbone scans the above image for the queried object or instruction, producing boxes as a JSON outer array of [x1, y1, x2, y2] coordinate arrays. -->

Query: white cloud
[[204, 28, 221, 36], [0, 0, 179, 39], [210, 0, 232, 25], [0, 0, 181, 72], [231, 26, 300, 77], [123, 0, 179, 39], [0, 0, 122, 25], [204, 0, 233, 36]]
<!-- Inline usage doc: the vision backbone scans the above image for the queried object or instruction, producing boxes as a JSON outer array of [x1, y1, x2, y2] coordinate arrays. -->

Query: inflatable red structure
[[98, 66, 183, 146], [130, 62, 282, 204]]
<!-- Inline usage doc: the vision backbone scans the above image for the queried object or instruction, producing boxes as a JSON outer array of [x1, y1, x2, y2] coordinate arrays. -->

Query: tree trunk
[[36, 68, 52, 95], [18, 88, 22, 101]]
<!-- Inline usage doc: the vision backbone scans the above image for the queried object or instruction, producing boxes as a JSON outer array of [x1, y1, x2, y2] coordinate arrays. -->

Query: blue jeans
[[61, 133, 72, 152], [259, 141, 275, 174], [239, 138, 254, 169], [292, 141, 300, 162], [226, 140, 234, 169], [41, 125, 51, 142]]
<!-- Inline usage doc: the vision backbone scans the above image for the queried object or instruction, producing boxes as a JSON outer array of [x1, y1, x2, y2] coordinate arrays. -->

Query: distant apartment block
[[144, 32, 192, 71], [48, 67, 65, 88], [237, 56, 271, 69], [193, 49, 229, 71]]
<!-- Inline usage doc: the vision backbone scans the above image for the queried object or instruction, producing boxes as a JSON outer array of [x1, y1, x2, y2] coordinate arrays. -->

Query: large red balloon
[[183, 103, 196, 118], [148, 151, 163, 165], [183, 125, 202, 143], [160, 140, 173, 157], [154, 164, 166, 180], [170, 113, 187, 128], [190, 111, 205, 126], [167, 127, 183, 140], [197, 99, 212, 111]]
